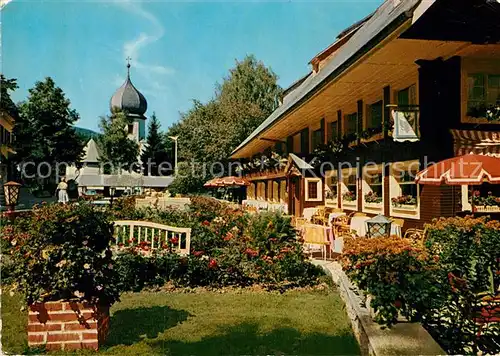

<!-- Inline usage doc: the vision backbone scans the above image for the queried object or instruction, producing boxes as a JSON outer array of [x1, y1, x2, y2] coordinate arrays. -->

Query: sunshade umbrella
[[415, 154, 500, 213], [219, 176, 250, 187], [415, 154, 500, 186]]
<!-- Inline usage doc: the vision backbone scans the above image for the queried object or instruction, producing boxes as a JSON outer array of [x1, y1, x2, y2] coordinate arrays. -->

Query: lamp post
[[168, 136, 179, 176], [109, 186, 116, 208], [366, 214, 392, 238], [3, 181, 21, 213]]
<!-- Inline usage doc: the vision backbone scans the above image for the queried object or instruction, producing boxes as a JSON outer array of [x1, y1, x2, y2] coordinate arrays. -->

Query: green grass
[[2, 286, 360, 355]]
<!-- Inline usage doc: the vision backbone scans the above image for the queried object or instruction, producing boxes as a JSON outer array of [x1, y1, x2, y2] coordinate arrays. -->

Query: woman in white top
[[56, 177, 69, 204]]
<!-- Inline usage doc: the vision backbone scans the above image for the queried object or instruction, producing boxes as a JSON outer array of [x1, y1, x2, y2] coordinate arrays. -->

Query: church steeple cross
[[126, 56, 132, 77]]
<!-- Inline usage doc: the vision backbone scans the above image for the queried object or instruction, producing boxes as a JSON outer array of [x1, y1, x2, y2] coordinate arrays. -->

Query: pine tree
[[141, 113, 171, 176]]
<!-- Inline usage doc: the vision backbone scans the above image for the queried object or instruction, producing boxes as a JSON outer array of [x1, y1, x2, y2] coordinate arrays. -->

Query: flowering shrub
[[364, 191, 382, 204], [109, 197, 323, 291], [342, 216, 500, 354], [423, 216, 500, 355], [391, 194, 417, 207], [342, 237, 436, 326], [2, 203, 120, 306], [342, 191, 356, 202]]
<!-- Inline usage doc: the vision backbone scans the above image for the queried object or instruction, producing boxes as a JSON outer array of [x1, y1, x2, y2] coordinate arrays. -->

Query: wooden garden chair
[[403, 228, 426, 244], [302, 224, 330, 260], [312, 206, 329, 226]]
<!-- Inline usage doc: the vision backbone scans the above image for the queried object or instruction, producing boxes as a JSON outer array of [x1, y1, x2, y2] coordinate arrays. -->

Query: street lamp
[[109, 186, 116, 207], [366, 214, 392, 238], [3, 181, 21, 212], [168, 136, 179, 176]]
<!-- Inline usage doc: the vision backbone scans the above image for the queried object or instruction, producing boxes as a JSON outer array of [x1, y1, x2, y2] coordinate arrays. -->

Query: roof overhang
[[231, 0, 421, 159]]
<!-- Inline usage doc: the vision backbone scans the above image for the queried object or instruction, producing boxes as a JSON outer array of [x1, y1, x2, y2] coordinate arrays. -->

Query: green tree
[[15, 77, 84, 183], [141, 113, 171, 176], [167, 55, 282, 193], [97, 110, 139, 174], [1, 75, 19, 120]]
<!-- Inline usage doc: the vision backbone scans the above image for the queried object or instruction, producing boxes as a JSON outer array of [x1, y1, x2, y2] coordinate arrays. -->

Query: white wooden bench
[[113, 220, 191, 255]]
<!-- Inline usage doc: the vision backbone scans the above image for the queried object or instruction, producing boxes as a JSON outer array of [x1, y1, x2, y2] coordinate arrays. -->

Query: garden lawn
[[2, 285, 360, 355]]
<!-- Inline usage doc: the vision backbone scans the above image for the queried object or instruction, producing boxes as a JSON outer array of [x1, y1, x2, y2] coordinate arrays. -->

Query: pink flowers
[[208, 259, 218, 269], [170, 236, 179, 245], [244, 248, 258, 258], [223, 232, 234, 241], [202, 220, 210, 226]]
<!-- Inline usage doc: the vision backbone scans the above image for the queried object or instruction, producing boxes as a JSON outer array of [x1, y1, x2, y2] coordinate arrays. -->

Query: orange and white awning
[[416, 154, 500, 186], [451, 129, 500, 157], [204, 176, 250, 188]]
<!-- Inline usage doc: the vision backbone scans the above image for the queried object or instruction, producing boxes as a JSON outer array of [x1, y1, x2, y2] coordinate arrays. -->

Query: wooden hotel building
[[231, 0, 500, 230]]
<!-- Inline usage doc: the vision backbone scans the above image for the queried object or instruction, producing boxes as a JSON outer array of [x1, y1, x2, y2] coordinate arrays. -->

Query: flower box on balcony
[[475, 205, 500, 213], [364, 202, 383, 209], [393, 204, 418, 211]]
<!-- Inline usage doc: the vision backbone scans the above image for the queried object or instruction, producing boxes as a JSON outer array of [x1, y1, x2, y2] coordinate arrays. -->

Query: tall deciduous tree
[[15, 77, 84, 181], [167, 55, 282, 193], [1, 75, 19, 120], [141, 113, 172, 176], [97, 110, 139, 174], [169, 55, 282, 191]]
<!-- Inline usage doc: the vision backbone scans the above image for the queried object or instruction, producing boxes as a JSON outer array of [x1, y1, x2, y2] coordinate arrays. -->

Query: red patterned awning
[[204, 176, 250, 188], [416, 154, 500, 186], [451, 129, 500, 157]]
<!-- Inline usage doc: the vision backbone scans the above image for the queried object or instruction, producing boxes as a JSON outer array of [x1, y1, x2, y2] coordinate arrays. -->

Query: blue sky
[[3, 0, 380, 133]]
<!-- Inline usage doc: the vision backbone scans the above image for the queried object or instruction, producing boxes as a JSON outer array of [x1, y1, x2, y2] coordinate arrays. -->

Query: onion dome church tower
[[110, 59, 147, 142]]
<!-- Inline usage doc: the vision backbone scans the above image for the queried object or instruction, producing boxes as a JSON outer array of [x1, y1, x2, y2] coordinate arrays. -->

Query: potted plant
[[342, 191, 357, 207], [364, 191, 382, 208], [4, 202, 120, 351], [391, 195, 417, 209]]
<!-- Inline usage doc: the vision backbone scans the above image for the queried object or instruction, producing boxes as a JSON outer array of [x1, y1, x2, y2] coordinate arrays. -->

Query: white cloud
[[114, 0, 174, 97]]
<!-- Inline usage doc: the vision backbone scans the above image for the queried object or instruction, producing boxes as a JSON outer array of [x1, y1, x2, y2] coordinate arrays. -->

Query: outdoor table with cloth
[[302, 207, 319, 222], [350, 216, 402, 238], [328, 212, 346, 225]]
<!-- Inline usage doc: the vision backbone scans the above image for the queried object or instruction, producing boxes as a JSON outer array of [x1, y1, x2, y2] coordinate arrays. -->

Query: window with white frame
[[305, 178, 322, 202], [467, 73, 500, 117], [325, 170, 338, 207], [341, 168, 357, 209], [257, 182, 266, 201], [247, 183, 256, 200], [279, 180, 287, 204], [362, 165, 383, 211], [272, 181, 279, 203], [390, 160, 420, 218]]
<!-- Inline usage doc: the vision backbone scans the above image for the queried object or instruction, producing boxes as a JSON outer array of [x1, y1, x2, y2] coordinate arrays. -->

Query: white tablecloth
[[302, 207, 319, 222], [350, 216, 370, 236], [328, 212, 346, 224], [350, 216, 402, 238]]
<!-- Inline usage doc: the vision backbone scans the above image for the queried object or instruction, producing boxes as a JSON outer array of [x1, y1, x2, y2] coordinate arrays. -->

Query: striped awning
[[451, 129, 500, 157]]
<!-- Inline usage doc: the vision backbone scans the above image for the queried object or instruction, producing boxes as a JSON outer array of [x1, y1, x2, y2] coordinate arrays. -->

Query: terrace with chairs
[[293, 206, 424, 260]]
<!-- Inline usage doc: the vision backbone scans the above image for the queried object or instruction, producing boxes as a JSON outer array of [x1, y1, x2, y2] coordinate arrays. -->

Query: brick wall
[[28, 301, 109, 351]]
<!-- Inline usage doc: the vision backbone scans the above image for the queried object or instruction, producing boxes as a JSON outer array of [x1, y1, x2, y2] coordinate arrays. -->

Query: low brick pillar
[[28, 301, 109, 351]]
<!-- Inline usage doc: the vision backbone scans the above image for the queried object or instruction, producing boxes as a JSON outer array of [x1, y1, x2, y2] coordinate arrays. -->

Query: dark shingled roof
[[232, 0, 421, 157], [110, 67, 148, 116]]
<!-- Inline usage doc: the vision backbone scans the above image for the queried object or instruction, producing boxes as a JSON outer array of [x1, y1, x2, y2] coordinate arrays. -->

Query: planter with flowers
[[391, 195, 418, 211], [470, 190, 500, 212], [364, 191, 383, 209], [342, 191, 357, 209], [3, 203, 119, 352]]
